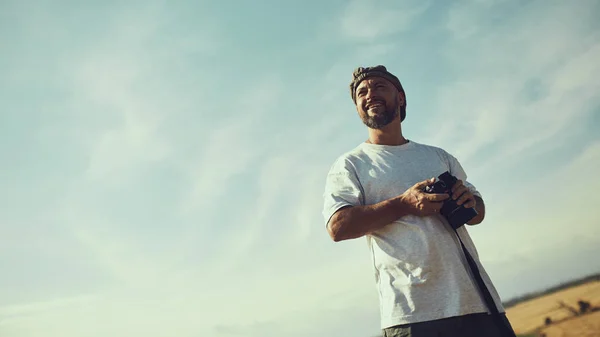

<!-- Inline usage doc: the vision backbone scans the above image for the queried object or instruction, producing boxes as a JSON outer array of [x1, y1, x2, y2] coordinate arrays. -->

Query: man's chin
[[368, 108, 385, 115], [362, 118, 390, 129]]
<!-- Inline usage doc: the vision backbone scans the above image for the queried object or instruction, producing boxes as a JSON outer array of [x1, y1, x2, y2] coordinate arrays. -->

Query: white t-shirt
[[322, 140, 505, 329]]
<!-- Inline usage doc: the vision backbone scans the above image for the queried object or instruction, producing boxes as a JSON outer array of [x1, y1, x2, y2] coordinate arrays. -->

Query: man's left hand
[[451, 180, 476, 208]]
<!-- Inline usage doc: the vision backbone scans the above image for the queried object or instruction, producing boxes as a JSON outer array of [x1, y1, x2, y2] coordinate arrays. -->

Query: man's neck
[[366, 135, 408, 146], [366, 123, 407, 146]]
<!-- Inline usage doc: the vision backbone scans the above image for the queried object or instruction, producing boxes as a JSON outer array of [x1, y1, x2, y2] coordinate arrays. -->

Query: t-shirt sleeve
[[322, 157, 364, 227], [445, 152, 482, 199]]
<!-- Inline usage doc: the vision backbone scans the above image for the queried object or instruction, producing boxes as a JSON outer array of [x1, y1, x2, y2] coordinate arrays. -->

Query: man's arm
[[327, 178, 450, 242], [327, 196, 407, 242]]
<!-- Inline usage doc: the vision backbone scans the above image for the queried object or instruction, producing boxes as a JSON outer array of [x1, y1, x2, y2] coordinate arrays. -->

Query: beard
[[359, 96, 400, 129]]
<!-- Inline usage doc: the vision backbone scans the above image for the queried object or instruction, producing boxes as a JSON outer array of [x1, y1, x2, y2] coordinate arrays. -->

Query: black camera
[[424, 171, 478, 230]]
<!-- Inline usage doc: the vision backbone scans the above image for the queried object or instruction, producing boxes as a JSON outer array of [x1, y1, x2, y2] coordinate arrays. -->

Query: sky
[[1, 0, 599, 336]]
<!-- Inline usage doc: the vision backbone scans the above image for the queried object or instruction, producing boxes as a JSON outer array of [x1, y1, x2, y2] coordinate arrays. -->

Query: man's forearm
[[327, 197, 410, 242], [467, 195, 485, 225]]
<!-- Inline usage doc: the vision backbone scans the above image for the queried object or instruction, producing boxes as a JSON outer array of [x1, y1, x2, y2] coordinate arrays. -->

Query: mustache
[[365, 99, 386, 108]]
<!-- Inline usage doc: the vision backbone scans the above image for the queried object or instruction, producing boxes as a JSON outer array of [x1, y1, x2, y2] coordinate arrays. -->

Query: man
[[321, 65, 516, 337]]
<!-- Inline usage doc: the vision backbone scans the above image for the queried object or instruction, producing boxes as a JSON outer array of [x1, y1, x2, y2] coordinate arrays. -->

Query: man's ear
[[397, 91, 406, 107]]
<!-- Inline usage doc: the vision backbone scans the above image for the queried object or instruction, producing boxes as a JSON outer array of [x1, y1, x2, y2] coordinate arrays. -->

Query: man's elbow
[[327, 211, 351, 242], [327, 221, 344, 242], [325, 208, 344, 242], [326, 207, 363, 242]]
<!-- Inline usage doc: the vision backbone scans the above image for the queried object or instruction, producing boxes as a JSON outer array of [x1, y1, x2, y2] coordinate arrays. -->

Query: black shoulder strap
[[454, 228, 517, 337]]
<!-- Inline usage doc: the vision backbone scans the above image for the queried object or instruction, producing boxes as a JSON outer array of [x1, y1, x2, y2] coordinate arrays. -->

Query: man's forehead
[[356, 77, 392, 89]]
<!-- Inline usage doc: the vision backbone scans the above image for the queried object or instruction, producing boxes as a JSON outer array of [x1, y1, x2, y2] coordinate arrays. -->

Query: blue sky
[[1, 0, 599, 336]]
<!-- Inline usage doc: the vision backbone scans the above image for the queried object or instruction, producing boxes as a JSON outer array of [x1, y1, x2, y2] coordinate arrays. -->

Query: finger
[[414, 178, 436, 189], [457, 194, 473, 206], [451, 179, 463, 193], [452, 185, 467, 200], [423, 193, 450, 202], [463, 199, 476, 208]]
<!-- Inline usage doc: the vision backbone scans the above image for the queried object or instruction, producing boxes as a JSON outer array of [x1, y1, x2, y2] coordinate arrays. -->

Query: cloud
[[65, 3, 226, 183], [212, 293, 381, 337], [74, 55, 171, 182], [23, 0, 231, 288], [177, 74, 284, 217], [428, 1, 600, 171], [446, 0, 498, 39], [0, 294, 98, 320], [1, 0, 238, 329], [338, 0, 431, 41]]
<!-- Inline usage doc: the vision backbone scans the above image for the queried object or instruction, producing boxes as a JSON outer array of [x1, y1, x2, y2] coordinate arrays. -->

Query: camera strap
[[453, 229, 516, 337]]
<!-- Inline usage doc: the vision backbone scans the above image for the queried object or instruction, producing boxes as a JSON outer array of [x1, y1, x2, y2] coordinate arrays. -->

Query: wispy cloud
[[178, 74, 284, 217], [338, 0, 431, 40], [0, 294, 98, 320], [428, 0, 600, 170]]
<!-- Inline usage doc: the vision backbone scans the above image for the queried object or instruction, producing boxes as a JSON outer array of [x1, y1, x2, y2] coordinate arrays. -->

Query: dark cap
[[349, 65, 406, 121]]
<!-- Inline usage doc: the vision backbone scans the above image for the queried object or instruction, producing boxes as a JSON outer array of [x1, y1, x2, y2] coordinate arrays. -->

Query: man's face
[[354, 77, 404, 129]]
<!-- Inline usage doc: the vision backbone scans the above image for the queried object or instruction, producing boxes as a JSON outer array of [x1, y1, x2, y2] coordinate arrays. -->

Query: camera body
[[424, 171, 478, 230]]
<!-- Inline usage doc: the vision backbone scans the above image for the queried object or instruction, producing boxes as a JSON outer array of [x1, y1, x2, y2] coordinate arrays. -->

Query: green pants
[[382, 313, 516, 337]]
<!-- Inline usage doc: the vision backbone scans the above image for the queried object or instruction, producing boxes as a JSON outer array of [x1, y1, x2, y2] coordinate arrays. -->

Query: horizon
[[1, 0, 599, 336], [503, 272, 600, 306]]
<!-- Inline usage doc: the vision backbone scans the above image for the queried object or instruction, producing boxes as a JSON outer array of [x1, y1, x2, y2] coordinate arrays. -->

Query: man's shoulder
[[408, 140, 452, 157], [327, 143, 368, 173], [339, 143, 368, 159], [411, 140, 446, 152]]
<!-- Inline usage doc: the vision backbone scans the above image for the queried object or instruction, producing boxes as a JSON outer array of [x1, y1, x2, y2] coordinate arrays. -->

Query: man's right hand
[[399, 178, 450, 216]]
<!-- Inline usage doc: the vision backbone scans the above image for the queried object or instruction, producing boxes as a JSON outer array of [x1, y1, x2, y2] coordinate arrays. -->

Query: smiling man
[[322, 65, 516, 337]]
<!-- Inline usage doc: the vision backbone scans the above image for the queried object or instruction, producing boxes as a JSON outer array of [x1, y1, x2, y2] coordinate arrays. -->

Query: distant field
[[540, 311, 600, 337], [505, 280, 600, 336]]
